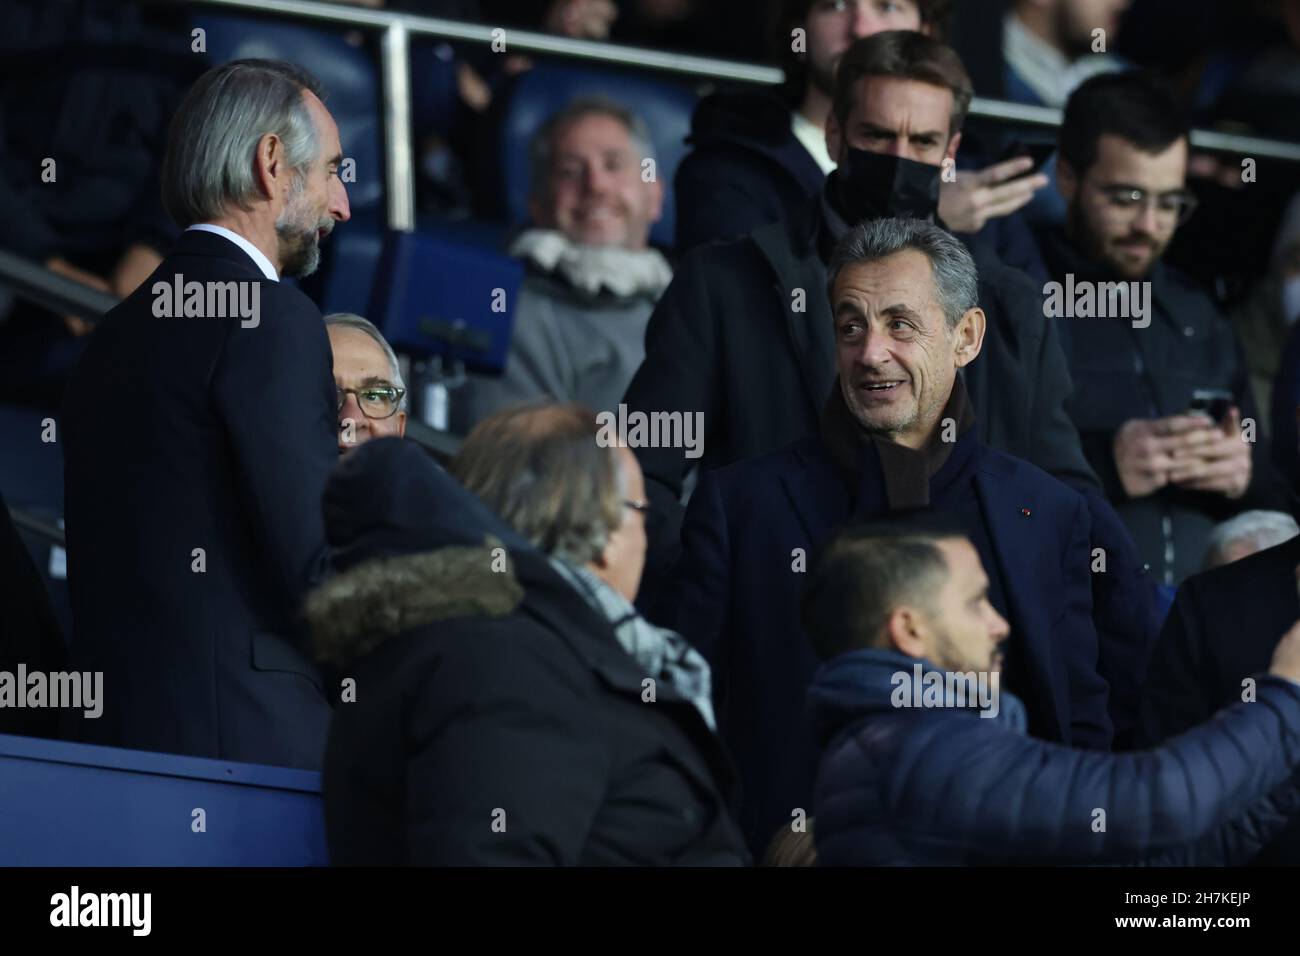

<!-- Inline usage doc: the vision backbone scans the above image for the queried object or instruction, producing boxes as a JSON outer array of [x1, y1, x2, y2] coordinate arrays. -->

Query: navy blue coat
[[812, 648, 1300, 866], [671, 431, 1113, 854], [673, 91, 825, 253], [61, 229, 336, 768]]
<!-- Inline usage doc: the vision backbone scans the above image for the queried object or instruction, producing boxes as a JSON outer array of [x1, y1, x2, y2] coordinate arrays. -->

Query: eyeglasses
[[336, 384, 406, 420], [1096, 185, 1199, 226], [623, 498, 651, 515]]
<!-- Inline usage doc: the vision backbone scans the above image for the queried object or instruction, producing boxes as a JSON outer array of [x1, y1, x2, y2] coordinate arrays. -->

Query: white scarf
[[509, 229, 673, 299]]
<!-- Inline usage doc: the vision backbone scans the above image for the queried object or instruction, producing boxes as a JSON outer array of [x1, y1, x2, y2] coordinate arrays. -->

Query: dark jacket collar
[[1035, 222, 1179, 299], [749, 196, 837, 416], [819, 375, 979, 510], [808, 647, 1028, 747], [687, 90, 826, 196], [170, 227, 274, 279]]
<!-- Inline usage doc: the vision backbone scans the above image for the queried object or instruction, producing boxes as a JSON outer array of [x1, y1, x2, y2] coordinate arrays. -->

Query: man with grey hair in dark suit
[[61, 58, 350, 768]]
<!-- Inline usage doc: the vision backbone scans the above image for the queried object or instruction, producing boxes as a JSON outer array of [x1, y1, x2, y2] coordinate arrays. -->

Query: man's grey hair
[[1203, 510, 1300, 569], [324, 313, 408, 412], [450, 403, 626, 566], [529, 96, 655, 203], [161, 59, 324, 228], [826, 217, 979, 329]]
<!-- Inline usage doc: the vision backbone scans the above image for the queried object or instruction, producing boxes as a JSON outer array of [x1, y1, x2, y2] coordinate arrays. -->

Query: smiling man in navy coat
[[668, 216, 1111, 854], [60, 59, 350, 768]]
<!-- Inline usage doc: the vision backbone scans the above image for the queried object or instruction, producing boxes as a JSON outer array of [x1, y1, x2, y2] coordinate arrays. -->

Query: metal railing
[[9, 508, 65, 549], [186, 0, 784, 231], [966, 96, 1300, 164], [185, 0, 1300, 235], [0, 249, 119, 322]]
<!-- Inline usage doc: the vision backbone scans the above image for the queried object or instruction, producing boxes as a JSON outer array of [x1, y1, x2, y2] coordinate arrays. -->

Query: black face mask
[[835, 148, 942, 224]]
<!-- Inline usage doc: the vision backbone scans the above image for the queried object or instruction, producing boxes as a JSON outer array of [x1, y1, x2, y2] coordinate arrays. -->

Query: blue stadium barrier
[[497, 63, 698, 249], [0, 404, 71, 638], [0, 405, 63, 516], [371, 227, 524, 376], [0, 734, 327, 865], [316, 206, 388, 317]]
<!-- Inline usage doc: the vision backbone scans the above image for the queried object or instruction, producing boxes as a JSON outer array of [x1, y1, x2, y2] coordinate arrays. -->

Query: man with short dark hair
[[61, 59, 350, 767], [807, 519, 1300, 866], [671, 217, 1112, 854], [1036, 71, 1289, 587], [675, 0, 1048, 254]]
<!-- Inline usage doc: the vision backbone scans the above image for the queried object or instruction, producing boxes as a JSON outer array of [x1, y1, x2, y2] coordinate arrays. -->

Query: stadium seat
[[495, 63, 698, 249], [370, 227, 524, 376], [0, 734, 326, 865]]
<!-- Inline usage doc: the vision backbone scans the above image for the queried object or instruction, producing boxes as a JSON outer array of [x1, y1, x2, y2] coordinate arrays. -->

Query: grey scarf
[[548, 557, 716, 730]]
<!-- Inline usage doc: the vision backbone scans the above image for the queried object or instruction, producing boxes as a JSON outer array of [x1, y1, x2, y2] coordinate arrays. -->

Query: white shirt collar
[[791, 109, 837, 177], [185, 224, 279, 282]]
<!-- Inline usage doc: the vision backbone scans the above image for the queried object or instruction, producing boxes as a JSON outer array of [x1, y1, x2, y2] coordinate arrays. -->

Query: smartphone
[[996, 140, 1056, 177], [1188, 388, 1234, 424]]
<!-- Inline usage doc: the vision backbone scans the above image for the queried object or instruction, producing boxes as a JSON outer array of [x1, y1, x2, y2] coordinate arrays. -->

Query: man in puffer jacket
[[805, 515, 1300, 866]]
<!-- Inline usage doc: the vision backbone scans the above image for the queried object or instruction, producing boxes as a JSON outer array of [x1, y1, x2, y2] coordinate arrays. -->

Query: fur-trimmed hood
[[308, 538, 525, 669], [307, 438, 535, 668]]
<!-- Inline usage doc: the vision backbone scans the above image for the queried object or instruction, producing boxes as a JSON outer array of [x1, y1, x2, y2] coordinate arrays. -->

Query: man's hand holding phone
[[1114, 415, 1211, 497], [1166, 404, 1252, 498], [937, 155, 1050, 234]]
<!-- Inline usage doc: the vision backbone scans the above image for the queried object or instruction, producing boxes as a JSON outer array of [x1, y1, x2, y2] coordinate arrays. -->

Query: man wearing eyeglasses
[[1034, 70, 1290, 587], [324, 313, 407, 453]]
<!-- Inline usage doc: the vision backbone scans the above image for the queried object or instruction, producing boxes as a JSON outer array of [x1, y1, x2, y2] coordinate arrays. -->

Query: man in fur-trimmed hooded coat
[[309, 438, 748, 866]]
